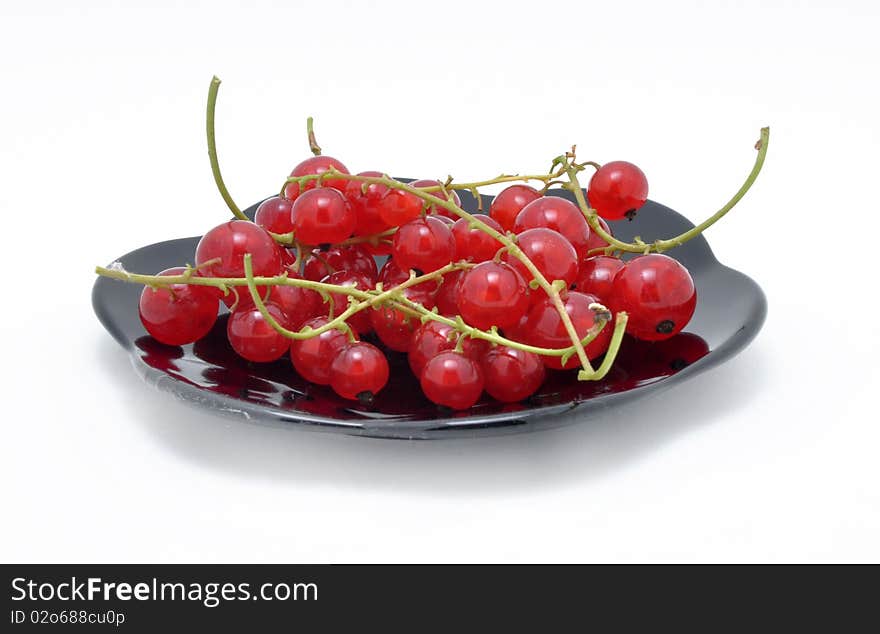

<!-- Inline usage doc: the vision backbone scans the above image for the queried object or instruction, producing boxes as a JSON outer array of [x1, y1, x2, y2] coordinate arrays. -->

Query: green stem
[[206, 76, 248, 221], [268, 231, 296, 246], [566, 127, 770, 254], [652, 127, 769, 252], [95, 263, 609, 360], [269, 228, 395, 250], [96, 264, 369, 301], [578, 312, 628, 381], [338, 228, 397, 247], [418, 171, 566, 192], [307, 116, 321, 156], [393, 294, 612, 359]]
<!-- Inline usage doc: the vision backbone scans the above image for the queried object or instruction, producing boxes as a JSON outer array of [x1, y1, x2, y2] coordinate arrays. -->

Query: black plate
[[93, 189, 766, 439]]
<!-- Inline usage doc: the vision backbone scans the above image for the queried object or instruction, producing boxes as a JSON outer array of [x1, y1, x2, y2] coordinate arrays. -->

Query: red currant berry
[[254, 196, 295, 235], [490, 184, 542, 232], [138, 267, 220, 346], [391, 216, 455, 274], [302, 244, 378, 283], [522, 291, 613, 369], [607, 254, 696, 341], [502, 228, 578, 291], [457, 261, 530, 330], [378, 258, 440, 296], [369, 306, 418, 352], [408, 321, 487, 377], [378, 188, 423, 226], [420, 351, 484, 410], [290, 316, 354, 385], [409, 179, 461, 218], [196, 220, 282, 278], [363, 241, 393, 257], [514, 196, 591, 260], [451, 215, 503, 262], [575, 255, 625, 303], [329, 342, 390, 401], [500, 311, 530, 343], [322, 270, 374, 334], [345, 171, 391, 236], [584, 216, 614, 255], [291, 188, 356, 245], [371, 263, 438, 352], [227, 302, 291, 362], [434, 269, 464, 316], [195, 220, 283, 308], [481, 346, 546, 403], [587, 161, 649, 221], [283, 155, 350, 200], [265, 275, 323, 330]]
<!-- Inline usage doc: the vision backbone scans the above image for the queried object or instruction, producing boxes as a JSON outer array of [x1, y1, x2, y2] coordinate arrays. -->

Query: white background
[[1, 0, 878, 563]]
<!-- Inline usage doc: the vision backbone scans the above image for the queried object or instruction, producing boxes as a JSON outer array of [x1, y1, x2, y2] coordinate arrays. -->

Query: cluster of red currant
[[98, 77, 768, 412]]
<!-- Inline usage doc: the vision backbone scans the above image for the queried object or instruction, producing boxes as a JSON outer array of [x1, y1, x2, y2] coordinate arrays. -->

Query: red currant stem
[[540, 180, 568, 194], [306, 116, 321, 156], [95, 264, 372, 303], [311, 251, 336, 274], [337, 228, 398, 247], [267, 229, 395, 250], [560, 311, 609, 367], [227, 287, 242, 312], [544, 291, 591, 370], [269, 231, 292, 245], [282, 171, 564, 200], [227, 283, 273, 313], [170, 257, 222, 284], [438, 179, 451, 198], [285, 169, 595, 373], [95, 263, 607, 361], [452, 335, 465, 354], [266, 231, 306, 248], [587, 245, 621, 257], [432, 170, 567, 191], [471, 187, 483, 211], [241, 255, 471, 341], [390, 294, 607, 359], [652, 127, 769, 251], [206, 76, 248, 222], [566, 127, 770, 254], [577, 312, 629, 381], [325, 293, 336, 319]]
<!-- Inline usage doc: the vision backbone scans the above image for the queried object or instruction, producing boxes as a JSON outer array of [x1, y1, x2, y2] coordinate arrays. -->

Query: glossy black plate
[[93, 188, 766, 439]]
